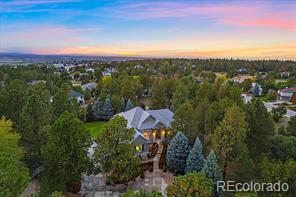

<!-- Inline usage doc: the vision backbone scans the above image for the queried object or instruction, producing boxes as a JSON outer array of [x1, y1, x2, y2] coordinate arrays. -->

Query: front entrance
[[156, 129, 161, 139]]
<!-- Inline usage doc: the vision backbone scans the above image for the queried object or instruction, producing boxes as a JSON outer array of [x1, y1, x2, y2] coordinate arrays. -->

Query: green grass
[[258, 95, 269, 102], [83, 121, 107, 138]]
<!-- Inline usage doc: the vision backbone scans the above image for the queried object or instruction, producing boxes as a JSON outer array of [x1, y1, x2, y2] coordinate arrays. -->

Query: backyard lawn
[[84, 121, 107, 138]]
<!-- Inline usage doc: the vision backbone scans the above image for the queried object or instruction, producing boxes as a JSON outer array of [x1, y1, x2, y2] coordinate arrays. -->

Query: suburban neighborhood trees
[[201, 151, 223, 188], [18, 90, 50, 170], [0, 79, 28, 126], [287, 116, 296, 136], [125, 98, 134, 111], [51, 88, 76, 119], [171, 81, 189, 111], [213, 105, 247, 179], [244, 99, 274, 162], [167, 172, 213, 197], [94, 116, 139, 182], [271, 105, 287, 122], [166, 132, 190, 175], [0, 118, 29, 197], [41, 112, 91, 195], [102, 95, 113, 120], [171, 100, 197, 145], [185, 137, 205, 173]]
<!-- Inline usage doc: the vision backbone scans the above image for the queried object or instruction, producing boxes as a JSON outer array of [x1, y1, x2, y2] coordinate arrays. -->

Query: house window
[[135, 145, 143, 152], [143, 131, 150, 140]]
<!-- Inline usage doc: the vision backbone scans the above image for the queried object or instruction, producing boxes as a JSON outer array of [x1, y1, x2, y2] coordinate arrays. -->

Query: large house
[[116, 107, 174, 153], [68, 90, 85, 104], [278, 87, 296, 101]]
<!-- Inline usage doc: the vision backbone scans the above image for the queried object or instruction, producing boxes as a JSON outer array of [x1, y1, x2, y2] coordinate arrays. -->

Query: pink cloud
[[3, 24, 100, 46], [218, 17, 296, 31], [105, 1, 295, 31]]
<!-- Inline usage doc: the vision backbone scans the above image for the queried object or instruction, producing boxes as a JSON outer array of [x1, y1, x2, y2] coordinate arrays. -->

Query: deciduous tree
[[0, 118, 29, 197], [167, 172, 213, 197], [94, 116, 139, 182]]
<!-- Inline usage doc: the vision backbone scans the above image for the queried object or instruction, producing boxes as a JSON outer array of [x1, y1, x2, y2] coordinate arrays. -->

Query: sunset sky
[[1, 0, 296, 59]]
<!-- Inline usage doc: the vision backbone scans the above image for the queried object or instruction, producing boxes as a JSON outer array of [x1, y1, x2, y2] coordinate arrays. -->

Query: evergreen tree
[[93, 97, 103, 120], [195, 99, 209, 144], [213, 105, 247, 179], [201, 151, 223, 195], [125, 98, 134, 111], [166, 132, 190, 175], [86, 104, 94, 122], [41, 112, 91, 195], [51, 88, 75, 119], [102, 95, 113, 120], [244, 99, 274, 162], [18, 90, 50, 170], [185, 137, 205, 173], [287, 116, 296, 136], [120, 97, 126, 112], [171, 81, 189, 111], [0, 79, 28, 126], [171, 100, 197, 145]]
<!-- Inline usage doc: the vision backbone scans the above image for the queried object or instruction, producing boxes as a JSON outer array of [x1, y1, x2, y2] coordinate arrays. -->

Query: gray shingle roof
[[117, 107, 174, 131]]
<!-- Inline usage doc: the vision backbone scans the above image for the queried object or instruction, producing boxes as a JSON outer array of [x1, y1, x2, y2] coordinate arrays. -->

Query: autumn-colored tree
[[167, 172, 213, 197], [291, 92, 296, 105]]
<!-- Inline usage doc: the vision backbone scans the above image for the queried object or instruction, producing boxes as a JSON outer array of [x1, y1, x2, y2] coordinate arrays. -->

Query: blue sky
[[1, 0, 295, 59]]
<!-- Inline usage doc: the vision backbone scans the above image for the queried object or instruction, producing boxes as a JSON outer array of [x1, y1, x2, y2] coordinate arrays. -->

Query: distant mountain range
[[0, 52, 150, 65]]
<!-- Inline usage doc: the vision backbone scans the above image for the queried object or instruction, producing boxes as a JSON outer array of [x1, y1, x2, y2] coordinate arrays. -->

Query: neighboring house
[[81, 82, 96, 91], [27, 80, 46, 86], [251, 82, 263, 96], [278, 87, 296, 101], [116, 107, 174, 153], [86, 68, 95, 73], [68, 90, 85, 104]]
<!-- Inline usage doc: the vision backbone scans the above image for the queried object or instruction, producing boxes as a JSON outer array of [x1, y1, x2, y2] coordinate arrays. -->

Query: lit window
[[143, 132, 150, 140], [135, 145, 142, 151]]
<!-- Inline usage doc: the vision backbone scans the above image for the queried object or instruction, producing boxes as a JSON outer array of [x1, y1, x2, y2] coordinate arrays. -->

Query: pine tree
[[185, 137, 205, 173], [125, 99, 134, 111], [244, 99, 274, 161], [102, 95, 113, 120], [171, 81, 189, 111], [166, 132, 190, 175], [120, 97, 126, 112], [93, 98, 103, 120], [86, 104, 94, 122], [18, 90, 50, 170], [213, 105, 247, 179], [51, 88, 75, 119], [201, 150, 222, 186], [41, 112, 91, 195], [171, 100, 197, 145]]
